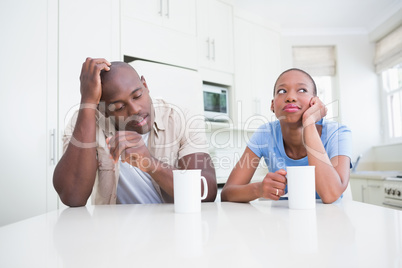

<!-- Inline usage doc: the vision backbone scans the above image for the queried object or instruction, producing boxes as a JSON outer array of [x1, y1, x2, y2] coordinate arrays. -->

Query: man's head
[[99, 62, 153, 134]]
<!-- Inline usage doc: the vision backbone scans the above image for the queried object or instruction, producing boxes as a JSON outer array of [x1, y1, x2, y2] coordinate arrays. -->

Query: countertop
[[350, 170, 402, 180], [0, 200, 401, 268]]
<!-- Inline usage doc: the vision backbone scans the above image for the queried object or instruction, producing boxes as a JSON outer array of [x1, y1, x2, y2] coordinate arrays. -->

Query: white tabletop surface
[[1, 200, 401, 268]]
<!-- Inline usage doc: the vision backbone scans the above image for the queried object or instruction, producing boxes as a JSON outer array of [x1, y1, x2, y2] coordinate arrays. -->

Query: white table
[[1, 200, 401, 268]]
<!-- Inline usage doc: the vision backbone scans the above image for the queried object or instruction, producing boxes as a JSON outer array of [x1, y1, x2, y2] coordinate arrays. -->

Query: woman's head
[[273, 68, 317, 97], [270, 68, 317, 122]]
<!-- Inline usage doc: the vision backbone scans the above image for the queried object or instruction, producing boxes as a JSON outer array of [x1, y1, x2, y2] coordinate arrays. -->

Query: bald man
[[53, 58, 217, 206]]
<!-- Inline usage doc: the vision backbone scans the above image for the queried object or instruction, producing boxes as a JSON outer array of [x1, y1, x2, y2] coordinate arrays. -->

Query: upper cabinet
[[121, 0, 197, 69], [121, 0, 196, 35], [196, 0, 234, 73], [233, 16, 281, 128]]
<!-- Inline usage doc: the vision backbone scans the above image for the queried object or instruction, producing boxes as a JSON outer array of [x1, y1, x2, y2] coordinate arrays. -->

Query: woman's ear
[[271, 100, 274, 113]]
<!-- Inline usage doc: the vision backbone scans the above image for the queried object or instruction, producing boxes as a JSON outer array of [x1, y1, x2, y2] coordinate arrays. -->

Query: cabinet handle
[[211, 39, 215, 61], [165, 0, 169, 18], [361, 185, 366, 202], [368, 185, 381, 188], [50, 129, 56, 165], [206, 38, 210, 59], [159, 0, 163, 16]]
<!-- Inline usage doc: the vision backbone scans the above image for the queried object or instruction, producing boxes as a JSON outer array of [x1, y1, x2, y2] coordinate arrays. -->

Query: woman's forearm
[[303, 124, 344, 203]]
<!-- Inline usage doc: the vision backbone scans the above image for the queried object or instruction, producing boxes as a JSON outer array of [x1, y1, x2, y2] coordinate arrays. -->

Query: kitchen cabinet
[[233, 17, 281, 129], [196, 0, 234, 73], [121, 0, 196, 35], [58, 0, 121, 145], [121, 0, 197, 69], [0, 0, 58, 226], [350, 177, 384, 207]]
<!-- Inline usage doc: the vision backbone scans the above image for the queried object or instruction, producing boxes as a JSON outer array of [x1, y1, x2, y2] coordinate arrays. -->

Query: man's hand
[[107, 131, 156, 173], [302, 96, 327, 127], [80, 57, 111, 105]]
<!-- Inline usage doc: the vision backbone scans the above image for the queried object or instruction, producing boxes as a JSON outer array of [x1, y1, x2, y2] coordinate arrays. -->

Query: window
[[375, 25, 402, 143], [313, 76, 336, 121], [292, 46, 338, 121], [381, 63, 402, 141]]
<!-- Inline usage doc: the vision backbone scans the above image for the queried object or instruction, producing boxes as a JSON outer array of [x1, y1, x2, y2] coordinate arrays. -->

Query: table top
[[1, 200, 401, 268]]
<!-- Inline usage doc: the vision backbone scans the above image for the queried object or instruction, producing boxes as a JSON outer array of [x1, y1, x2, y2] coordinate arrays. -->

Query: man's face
[[100, 66, 153, 134]]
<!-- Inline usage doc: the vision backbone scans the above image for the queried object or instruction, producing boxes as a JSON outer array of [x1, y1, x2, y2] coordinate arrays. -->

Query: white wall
[[281, 34, 382, 162]]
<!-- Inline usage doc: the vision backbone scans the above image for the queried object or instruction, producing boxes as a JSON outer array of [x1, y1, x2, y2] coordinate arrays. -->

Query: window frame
[[380, 65, 402, 144]]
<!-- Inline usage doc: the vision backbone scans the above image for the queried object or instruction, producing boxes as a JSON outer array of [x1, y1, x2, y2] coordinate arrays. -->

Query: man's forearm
[[53, 107, 98, 206]]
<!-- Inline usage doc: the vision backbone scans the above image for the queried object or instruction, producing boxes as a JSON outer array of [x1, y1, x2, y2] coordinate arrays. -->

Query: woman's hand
[[79, 57, 111, 105], [302, 96, 327, 127], [258, 169, 287, 200]]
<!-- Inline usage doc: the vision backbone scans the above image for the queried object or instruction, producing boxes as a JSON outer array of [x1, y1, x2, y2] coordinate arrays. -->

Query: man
[[53, 58, 217, 206]]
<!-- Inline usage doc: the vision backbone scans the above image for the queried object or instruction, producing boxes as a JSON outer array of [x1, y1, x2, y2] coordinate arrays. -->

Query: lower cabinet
[[350, 177, 384, 207]]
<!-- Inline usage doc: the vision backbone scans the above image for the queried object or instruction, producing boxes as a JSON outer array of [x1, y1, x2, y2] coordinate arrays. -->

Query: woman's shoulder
[[322, 119, 352, 136]]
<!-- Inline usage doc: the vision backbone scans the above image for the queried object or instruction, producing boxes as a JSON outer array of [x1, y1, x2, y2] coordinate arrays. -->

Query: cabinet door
[[196, 0, 234, 73], [0, 0, 58, 226], [163, 0, 196, 35], [121, 0, 197, 68], [367, 180, 384, 206], [350, 178, 369, 203], [233, 17, 280, 128], [59, 0, 120, 139], [121, 0, 163, 26], [233, 18, 254, 125], [121, 0, 195, 35]]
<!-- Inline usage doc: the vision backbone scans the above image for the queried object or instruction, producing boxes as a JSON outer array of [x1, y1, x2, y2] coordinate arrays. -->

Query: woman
[[221, 68, 352, 203]]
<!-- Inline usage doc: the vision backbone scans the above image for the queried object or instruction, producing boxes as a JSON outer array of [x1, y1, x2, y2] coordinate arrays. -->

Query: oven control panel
[[383, 177, 402, 208]]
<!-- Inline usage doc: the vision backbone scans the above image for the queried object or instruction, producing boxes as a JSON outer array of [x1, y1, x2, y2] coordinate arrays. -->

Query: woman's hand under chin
[[302, 96, 327, 127]]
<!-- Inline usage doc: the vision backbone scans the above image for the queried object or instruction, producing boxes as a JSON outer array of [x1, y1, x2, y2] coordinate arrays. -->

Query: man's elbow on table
[[53, 177, 90, 207]]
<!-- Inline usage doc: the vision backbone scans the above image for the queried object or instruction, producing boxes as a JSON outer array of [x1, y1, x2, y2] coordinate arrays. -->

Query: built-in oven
[[383, 176, 402, 210]]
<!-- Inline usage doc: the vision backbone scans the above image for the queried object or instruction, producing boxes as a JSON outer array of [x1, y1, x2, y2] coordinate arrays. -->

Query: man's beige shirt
[[63, 99, 209, 205]]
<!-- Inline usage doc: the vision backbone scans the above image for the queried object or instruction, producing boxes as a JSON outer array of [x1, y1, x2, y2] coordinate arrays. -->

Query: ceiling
[[232, 0, 402, 36]]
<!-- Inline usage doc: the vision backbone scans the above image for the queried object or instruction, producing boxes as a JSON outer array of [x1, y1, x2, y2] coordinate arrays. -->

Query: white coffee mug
[[173, 169, 208, 213], [287, 166, 316, 210]]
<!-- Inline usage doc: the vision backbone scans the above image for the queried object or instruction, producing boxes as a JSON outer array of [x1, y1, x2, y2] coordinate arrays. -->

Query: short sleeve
[[177, 110, 209, 159], [326, 124, 353, 161], [62, 110, 79, 153], [247, 124, 272, 158]]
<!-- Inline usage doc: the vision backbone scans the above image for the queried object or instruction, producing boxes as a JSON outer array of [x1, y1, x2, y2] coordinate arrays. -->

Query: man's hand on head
[[80, 57, 111, 105]]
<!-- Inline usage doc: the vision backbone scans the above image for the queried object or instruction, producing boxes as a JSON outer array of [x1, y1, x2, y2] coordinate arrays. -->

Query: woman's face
[[271, 70, 316, 124]]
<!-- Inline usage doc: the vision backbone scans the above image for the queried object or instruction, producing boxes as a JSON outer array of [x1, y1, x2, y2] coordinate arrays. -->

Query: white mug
[[287, 166, 316, 210], [173, 169, 208, 213]]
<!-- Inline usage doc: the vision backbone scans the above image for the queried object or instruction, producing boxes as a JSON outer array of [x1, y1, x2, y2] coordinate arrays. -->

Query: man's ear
[[141, 75, 149, 90], [97, 101, 109, 117]]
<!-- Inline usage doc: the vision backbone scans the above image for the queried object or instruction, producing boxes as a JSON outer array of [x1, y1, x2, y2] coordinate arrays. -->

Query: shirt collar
[[152, 98, 165, 134], [96, 109, 116, 138]]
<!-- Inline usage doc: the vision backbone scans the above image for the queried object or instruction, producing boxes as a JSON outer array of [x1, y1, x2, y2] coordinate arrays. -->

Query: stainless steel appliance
[[203, 83, 229, 121], [383, 176, 402, 209]]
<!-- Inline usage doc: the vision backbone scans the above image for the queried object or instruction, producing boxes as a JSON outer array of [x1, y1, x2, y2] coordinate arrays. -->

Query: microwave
[[203, 83, 229, 121]]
